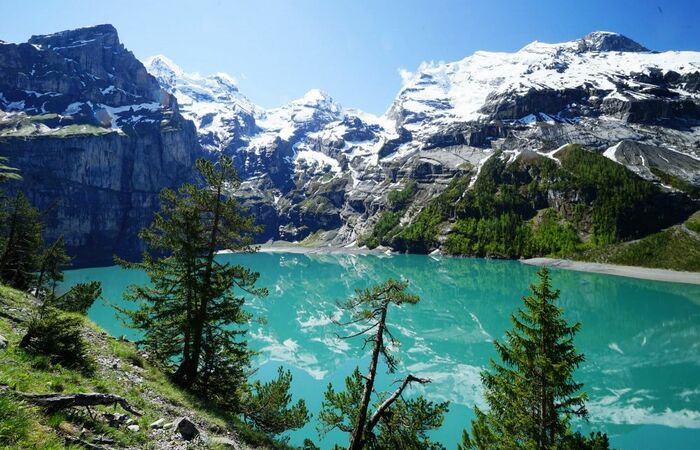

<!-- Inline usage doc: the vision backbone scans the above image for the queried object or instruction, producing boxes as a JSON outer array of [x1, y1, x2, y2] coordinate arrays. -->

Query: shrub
[[19, 310, 94, 373]]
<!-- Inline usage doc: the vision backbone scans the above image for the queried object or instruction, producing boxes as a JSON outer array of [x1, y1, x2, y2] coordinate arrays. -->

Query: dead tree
[[17, 392, 142, 416], [334, 279, 428, 450]]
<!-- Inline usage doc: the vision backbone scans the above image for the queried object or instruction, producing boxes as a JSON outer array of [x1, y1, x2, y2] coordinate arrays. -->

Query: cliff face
[[0, 25, 200, 265]]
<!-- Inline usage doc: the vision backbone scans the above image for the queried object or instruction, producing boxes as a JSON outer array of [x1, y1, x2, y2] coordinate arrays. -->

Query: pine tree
[[0, 192, 43, 290], [460, 267, 606, 450], [35, 236, 72, 299], [119, 155, 268, 403], [51, 281, 102, 315], [318, 279, 449, 450]]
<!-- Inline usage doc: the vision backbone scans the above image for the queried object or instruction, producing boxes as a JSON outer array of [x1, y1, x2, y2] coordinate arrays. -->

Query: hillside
[[0, 284, 272, 450], [577, 211, 700, 271]]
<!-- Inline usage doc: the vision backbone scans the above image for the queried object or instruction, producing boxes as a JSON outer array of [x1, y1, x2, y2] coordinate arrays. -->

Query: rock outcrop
[[0, 25, 200, 265]]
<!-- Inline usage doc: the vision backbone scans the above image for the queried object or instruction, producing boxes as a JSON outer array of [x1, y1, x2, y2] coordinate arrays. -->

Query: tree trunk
[[348, 305, 387, 450], [0, 196, 20, 284], [18, 392, 142, 415], [187, 178, 223, 388], [173, 261, 197, 387]]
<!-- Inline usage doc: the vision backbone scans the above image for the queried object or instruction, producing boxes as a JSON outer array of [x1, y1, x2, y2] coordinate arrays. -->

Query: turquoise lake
[[61, 252, 700, 449]]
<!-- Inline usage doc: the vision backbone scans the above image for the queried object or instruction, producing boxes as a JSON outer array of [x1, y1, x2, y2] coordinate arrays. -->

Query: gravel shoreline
[[522, 257, 700, 285]]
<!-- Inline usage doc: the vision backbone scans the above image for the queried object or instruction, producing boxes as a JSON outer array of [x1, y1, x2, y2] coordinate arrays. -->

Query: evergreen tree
[[119, 155, 268, 403], [318, 279, 449, 450], [460, 267, 606, 450], [35, 236, 72, 298], [51, 281, 102, 315], [0, 192, 43, 290]]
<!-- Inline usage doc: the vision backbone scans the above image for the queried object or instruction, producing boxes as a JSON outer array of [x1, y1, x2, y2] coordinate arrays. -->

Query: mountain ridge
[[1, 24, 699, 263]]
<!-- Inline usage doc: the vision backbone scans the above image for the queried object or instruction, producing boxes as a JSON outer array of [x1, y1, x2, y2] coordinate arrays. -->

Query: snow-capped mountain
[[2, 25, 699, 260], [390, 31, 699, 128], [145, 54, 261, 152], [142, 31, 700, 245]]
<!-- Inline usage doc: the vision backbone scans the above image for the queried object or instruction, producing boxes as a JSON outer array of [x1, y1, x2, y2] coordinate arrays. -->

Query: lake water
[[61, 252, 700, 449]]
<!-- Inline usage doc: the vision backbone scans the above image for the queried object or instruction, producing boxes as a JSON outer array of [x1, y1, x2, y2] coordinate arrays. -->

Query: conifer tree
[[35, 236, 72, 298], [319, 279, 449, 450], [0, 192, 43, 290], [460, 267, 607, 449], [120, 155, 267, 399], [52, 281, 102, 315]]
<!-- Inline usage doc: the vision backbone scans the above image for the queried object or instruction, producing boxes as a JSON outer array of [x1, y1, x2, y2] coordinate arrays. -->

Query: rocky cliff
[[0, 25, 200, 265]]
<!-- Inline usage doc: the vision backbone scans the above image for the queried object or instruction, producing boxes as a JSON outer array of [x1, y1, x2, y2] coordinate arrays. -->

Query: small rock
[[126, 424, 140, 432], [149, 418, 165, 429], [175, 417, 199, 441], [103, 412, 129, 427], [210, 436, 237, 448], [0, 335, 7, 350]]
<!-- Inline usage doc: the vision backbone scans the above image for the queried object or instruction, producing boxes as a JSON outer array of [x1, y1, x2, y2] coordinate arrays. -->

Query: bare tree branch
[[366, 374, 430, 433]]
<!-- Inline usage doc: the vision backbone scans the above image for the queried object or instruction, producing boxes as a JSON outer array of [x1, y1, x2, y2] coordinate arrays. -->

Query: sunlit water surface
[[62, 252, 700, 449]]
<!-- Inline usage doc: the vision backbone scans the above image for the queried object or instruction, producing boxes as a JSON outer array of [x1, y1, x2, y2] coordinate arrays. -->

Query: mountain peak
[[28, 24, 119, 48], [301, 88, 333, 104], [578, 31, 648, 52], [144, 54, 185, 78]]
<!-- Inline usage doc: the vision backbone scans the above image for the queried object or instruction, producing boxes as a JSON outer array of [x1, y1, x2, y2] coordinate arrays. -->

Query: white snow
[[392, 35, 700, 128], [604, 142, 623, 163], [295, 149, 341, 174], [63, 102, 83, 115]]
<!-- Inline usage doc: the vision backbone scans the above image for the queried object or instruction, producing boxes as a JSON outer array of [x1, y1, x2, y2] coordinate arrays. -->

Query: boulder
[[0, 335, 7, 350], [175, 417, 199, 441], [126, 424, 140, 432]]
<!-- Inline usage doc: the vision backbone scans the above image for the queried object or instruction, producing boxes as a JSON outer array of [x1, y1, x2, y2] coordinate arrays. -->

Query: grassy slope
[[0, 284, 243, 450], [576, 211, 700, 272]]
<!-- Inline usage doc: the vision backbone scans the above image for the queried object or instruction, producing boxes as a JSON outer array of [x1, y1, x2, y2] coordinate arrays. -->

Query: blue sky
[[2, 0, 699, 114]]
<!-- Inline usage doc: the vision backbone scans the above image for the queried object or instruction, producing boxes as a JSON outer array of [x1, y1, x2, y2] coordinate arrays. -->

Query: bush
[[19, 310, 94, 373], [52, 281, 101, 314]]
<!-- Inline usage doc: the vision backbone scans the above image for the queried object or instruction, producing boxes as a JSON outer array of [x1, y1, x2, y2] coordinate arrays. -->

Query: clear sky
[[2, 0, 699, 114]]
